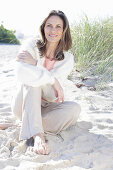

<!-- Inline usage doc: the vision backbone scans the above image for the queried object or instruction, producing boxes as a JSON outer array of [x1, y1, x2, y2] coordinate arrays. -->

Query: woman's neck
[[45, 42, 58, 60]]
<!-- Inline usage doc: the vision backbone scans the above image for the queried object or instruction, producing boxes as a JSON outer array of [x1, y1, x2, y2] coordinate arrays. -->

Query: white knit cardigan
[[15, 37, 75, 94]]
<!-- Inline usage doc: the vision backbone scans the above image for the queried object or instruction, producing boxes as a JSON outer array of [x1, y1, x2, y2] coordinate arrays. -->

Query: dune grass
[[70, 16, 113, 88]]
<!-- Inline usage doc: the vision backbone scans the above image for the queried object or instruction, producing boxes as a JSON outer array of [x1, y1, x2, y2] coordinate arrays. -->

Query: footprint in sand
[[0, 103, 9, 108], [0, 106, 11, 112], [2, 69, 13, 73]]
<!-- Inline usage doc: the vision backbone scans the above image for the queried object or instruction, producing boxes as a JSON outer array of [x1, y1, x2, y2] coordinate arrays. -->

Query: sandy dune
[[0, 44, 113, 170]]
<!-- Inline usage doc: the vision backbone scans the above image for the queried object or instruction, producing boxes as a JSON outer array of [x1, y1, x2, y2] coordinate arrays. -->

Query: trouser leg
[[11, 84, 23, 120], [42, 101, 81, 135], [20, 86, 44, 140], [12, 84, 81, 139], [12, 85, 44, 140]]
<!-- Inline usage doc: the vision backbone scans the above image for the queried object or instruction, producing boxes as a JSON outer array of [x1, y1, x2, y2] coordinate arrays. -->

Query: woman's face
[[44, 15, 64, 44]]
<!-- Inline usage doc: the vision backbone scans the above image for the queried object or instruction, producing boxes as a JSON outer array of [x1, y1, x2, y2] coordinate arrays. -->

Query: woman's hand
[[52, 78, 64, 103], [16, 50, 37, 66]]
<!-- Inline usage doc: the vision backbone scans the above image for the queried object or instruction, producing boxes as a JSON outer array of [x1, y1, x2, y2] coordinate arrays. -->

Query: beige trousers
[[11, 84, 81, 140]]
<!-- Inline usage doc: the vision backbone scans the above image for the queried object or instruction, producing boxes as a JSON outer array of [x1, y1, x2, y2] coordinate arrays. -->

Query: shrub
[[0, 24, 20, 44]]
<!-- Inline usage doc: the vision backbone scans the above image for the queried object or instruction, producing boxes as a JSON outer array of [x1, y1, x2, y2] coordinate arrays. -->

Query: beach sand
[[0, 44, 113, 170]]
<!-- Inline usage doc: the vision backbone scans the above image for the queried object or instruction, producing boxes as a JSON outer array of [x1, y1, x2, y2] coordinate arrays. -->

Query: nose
[[51, 27, 56, 33]]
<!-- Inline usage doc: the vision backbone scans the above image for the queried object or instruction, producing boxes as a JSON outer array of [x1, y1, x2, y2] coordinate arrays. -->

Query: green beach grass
[[70, 16, 113, 89]]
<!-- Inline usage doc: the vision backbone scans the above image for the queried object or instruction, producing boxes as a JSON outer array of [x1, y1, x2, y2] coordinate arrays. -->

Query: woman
[[11, 10, 81, 155]]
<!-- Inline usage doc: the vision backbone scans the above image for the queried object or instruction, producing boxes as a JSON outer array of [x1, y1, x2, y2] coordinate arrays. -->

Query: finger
[[56, 96, 62, 103], [22, 51, 32, 58], [17, 54, 26, 59], [17, 56, 25, 60], [21, 52, 29, 58], [62, 94, 64, 103], [23, 50, 30, 55], [18, 52, 26, 56], [45, 145, 50, 155], [55, 90, 58, 98], [59, 94, 64, 103], [55, 97, 60, 103], [55, 99, 59, 103], [19, 51, 30, 57], [16, 58, 25, 62], [62, 97, 64, 103], [55, 92, 62, 103], [39, 148, 44, 155]]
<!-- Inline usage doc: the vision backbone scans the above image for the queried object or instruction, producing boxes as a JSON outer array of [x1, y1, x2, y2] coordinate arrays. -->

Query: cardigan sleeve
[[16, 38, 55, 87], [50, 52, 74, 83]]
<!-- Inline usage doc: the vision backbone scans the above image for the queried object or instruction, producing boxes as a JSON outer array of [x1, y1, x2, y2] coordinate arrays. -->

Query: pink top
[[42, 57, 56, 101], [43, 57, 56, 71]]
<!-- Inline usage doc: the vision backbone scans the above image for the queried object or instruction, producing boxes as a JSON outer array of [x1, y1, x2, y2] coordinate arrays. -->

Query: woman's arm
[[17, 50, 37, 66], [16, 39, 64, 103], [16, 38, 55, 87], [16, 53, 64, 103], [16, 61, 55, 87]]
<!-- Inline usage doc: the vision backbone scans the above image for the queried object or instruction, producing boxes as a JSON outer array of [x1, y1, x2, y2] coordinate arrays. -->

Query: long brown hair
[[36, 10, 72, 60]]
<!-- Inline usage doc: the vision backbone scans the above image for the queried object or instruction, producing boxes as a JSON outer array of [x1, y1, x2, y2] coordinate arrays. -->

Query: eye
[[56, 25, 62, 29], [46, 24, 52, 28], [57, 25, 61, 28]]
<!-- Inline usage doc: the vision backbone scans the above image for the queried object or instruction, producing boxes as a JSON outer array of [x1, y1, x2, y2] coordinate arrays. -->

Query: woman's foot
[[33, 133, 50, 155]]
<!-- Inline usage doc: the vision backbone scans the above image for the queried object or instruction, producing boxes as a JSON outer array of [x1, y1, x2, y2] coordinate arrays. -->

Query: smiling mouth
[[49, 34, 57, 37]]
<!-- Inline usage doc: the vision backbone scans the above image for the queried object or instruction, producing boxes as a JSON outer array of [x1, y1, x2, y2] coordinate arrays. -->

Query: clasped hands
[[17, 51, 64, 103]]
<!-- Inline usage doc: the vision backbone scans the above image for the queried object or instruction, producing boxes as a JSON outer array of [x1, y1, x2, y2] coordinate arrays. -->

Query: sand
[[0, 44, 113, 170]]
